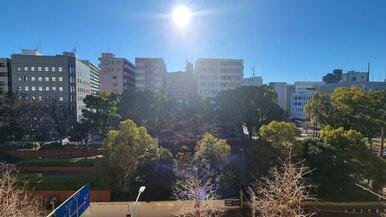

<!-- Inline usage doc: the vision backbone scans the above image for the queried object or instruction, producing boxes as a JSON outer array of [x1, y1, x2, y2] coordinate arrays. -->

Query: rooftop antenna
[[251, 65, 255, 77], [368, 62, 370, 82]]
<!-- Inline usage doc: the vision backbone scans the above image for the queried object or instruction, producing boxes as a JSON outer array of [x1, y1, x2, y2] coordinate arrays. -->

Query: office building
[[82, 60, 101, 95], [10, 50, 96, 124], [290, 81, 322, 120], [322, 69, 369, 84], [135, 57, 167, 92], [99, 53, 135, 94], [166, 71, 196, 104], [322, 69, 343, 84], [0, 58, 11, 94], [269, 82, 287, 110], [242, 76, 263, 87], [322, 81, 386, 91], [195, 58, 243, 99]]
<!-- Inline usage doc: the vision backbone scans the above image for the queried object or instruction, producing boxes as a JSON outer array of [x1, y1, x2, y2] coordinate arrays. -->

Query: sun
[[172, 5, 192, 28]]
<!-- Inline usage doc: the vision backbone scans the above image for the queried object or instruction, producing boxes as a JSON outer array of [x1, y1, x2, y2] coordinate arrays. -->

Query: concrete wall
[[85, 200, 228, 217]]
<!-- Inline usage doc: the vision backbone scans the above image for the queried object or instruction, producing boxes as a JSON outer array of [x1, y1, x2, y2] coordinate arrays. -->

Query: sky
[[1, 0, 386, 83]]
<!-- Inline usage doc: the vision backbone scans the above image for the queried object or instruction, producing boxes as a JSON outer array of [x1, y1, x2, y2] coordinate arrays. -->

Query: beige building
[[166, 70, 196, 104], [99, 53, 135, 94], [195, 58, 243, 100], [135, 57, 167, 92]]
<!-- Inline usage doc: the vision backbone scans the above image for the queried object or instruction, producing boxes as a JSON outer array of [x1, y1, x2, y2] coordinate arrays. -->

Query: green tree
[[194, 132, 231, 173], [259, 121, 301, 152], [82, 92, 120, 136], [96, 119, 154, 196], [305, 87, 386, 143], [297, 126, 386, 200], [134, 145, 175, 200], [216, 86, 283, 141], [97, 119, 177, 199]]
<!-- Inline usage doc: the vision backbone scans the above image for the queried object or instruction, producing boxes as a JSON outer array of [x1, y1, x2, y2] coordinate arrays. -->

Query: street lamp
[[130, 186, 146, 217]]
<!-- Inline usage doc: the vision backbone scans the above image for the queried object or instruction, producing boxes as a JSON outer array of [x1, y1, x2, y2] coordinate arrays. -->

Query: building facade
[[0, 58, 11, 94], [10, 50, 97, 124], [135, 57, 167, 92], [195, 58, 243, 100], [82, 60, 101, 95], [322, 69, 368, 84], [166, 70, 196, 104], [290, 81, 322, 120], [269, 82, 287, 110], [99, 53, 135, 94]]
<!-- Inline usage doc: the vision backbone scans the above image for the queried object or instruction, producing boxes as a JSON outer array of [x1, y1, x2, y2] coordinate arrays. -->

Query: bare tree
[[173, 170, 223, 217], [250, 156, 315, 217], [0, 170, 46, 217]]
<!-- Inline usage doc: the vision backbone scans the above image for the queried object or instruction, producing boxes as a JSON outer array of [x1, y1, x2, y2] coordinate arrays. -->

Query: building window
[[59, 86, 63, 92], [31, 76, 36, 81], [52, 67, 56, 72], [58, 77, 63, 82], [44, 66, 49, 72], [59, 96, 64, 102], [17, 76, 22, 81], [45, 77, 49, 82], [52, 86, 57, 91], [58, 66, 63, 72], [38, 66, 42, 71], [17, 66, 22, 72], [38, 96, 42, 101], [31, 96, 36, 101], [38, 86, 43, 91], [45, 86, 50, 91], [31, 66, 35, 72], [24, 76, 29, 81], [24, 66, 28, 71], [24, 86, 29, 91], [17, 86, 21, 91], [52, 77, 56, 82], [38, 77, 43, 81], [31, 86, 36, 91]]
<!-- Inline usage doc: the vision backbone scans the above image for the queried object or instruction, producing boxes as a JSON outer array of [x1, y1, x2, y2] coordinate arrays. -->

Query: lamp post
[[131, 186, 146, 217], [240, 148, 245, 209]]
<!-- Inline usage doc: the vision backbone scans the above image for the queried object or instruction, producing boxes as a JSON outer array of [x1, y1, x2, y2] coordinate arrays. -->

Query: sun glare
[[172, 5, 192, 28]]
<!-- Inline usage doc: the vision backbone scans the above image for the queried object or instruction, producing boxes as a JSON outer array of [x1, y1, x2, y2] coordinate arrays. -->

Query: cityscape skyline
[[1, 0, 386, 83]]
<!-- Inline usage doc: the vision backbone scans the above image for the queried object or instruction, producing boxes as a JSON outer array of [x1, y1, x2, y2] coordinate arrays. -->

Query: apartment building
[[195, 58, 243, 100], [82, 60, 101, 95], [99, 53, 135, 94], [242, 76, 263, 87], [135, 57, 167, 92]]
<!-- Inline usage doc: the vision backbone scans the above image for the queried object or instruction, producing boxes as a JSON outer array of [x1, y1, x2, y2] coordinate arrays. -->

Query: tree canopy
[[216, 86, 283, 141], [259, 121, 301, 152]]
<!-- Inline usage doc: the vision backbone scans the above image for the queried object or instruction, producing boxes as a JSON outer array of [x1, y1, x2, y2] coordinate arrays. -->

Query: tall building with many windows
[[290, 81, 322, 120], [0, 58, 11, 94], [82, 60, 101, 95], [135, 57, 167, 92], [10, 50, 97, 123], [195, 58, 243, 100], [99, 53, 135, 94]]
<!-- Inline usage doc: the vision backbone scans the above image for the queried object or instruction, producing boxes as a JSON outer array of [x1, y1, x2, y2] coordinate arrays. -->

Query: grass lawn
[[17, 158, 96, 167], [17, 173, 104, 191]]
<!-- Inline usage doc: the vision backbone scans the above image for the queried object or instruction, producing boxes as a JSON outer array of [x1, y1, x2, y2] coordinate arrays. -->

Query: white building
[[195, 58, 243, 100], [290, 81, 322, 120], [269, 82, 287, 111], [135, 57, 167, 92]]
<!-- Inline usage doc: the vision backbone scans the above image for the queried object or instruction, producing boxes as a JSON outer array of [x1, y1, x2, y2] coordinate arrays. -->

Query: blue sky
[[1, 0, 386, 83]]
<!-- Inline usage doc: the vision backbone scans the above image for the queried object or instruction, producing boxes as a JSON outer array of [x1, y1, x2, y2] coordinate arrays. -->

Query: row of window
[[16, 66, 63, 72], [19, 95, 64, 102], [17, 86, 64, 92], [17, 75, 63, 82]]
